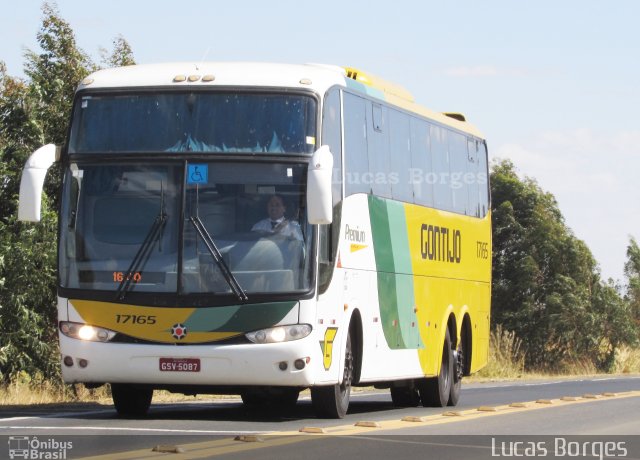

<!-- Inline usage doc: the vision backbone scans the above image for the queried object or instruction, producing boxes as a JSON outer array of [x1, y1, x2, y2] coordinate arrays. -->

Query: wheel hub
[[453, 349, 464, 381]]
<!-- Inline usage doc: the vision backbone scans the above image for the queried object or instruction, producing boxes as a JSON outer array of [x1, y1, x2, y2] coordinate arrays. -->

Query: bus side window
[[389, 109, 412, 203], [319, 89, 344, 293], [431, 125, 452, 211], [449, 132, 469, 215], [343, 93, 369, 196], [467, 138, 481, 217], [478, 141, 489, 217], [411, 118, 434, 207], [367, 101, 391, 198], [322, 88, 343, 206], [318, 203, 341, 293]]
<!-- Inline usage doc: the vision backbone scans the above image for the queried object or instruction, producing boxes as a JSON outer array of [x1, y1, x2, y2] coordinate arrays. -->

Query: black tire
[[241, 388, 299, 409], [390, 385, 420, 407], [241, 391, 269, 408], [111, 384, 152, 417], [418, 329, 453, 407], [311, 332, 353, 418], [448, 343, 464, 406], [276, 388, 300, 407]]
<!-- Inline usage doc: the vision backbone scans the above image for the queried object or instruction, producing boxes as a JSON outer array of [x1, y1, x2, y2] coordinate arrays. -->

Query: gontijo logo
[[420, 223, 462, 263], [8, 436, 73, 459]]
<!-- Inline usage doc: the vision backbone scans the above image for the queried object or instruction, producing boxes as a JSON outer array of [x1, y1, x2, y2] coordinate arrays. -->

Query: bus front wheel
[[111, 384, 152, 417], [311, 332, 353, 418]]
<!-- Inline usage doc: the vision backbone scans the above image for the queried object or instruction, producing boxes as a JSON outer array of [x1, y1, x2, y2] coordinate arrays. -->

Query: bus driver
[[251, 194, 303, 241]]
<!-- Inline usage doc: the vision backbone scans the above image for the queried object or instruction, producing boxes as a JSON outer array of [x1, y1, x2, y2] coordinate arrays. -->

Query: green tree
[[0, 63, 58, 382], [24, 2, 92, 145], [490, 159, 635, 370], [100, 34, 136, 68], [0, 3, 96, 384], [0, 63, 42, 219], [1, 2, 137, 385], [0, 207, 58, 382], [624, 236, 640, 327], [23, 2, 92, 209], [589, 279, 637, 371]]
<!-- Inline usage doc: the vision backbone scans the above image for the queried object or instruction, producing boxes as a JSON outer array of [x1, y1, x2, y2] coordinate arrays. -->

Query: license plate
[[159, 357, 201, 372]]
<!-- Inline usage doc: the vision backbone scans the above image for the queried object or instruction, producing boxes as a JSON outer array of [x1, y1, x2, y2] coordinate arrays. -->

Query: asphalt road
[[1, 376, 639, 459]]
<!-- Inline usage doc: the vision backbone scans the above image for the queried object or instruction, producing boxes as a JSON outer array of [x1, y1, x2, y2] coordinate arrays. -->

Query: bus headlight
[[246, 324, 312, 344], [60, 322, 116, 342]]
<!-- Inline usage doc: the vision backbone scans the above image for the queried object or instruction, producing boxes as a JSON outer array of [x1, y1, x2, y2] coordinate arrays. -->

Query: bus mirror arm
[[18, 144, 59, 222], [307, 145, 334, 225]]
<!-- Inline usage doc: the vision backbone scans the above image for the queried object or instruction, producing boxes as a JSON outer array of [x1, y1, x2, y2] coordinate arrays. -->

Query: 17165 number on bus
[[159, 358, 201, 372]]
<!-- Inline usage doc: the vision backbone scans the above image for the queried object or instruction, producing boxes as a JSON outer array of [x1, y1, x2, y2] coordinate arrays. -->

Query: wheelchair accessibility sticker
[[188, 164, 208, 185]]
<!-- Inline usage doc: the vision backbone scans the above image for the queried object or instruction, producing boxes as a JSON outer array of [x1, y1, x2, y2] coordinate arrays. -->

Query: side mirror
[[18, 144, 58, 222], [307, 145, 334, 225]]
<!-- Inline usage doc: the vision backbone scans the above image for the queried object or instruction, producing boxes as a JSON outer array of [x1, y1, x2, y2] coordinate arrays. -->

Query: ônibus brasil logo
[[171, 323, 187, 340], [8, 436, 72, 459]]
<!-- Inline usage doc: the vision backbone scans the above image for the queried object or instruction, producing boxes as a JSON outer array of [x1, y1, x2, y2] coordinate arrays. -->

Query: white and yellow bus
[[19, 63, 491, 418]]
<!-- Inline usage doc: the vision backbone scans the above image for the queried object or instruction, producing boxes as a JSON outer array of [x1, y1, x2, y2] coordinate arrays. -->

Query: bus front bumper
[[59, 334, 319, 387]]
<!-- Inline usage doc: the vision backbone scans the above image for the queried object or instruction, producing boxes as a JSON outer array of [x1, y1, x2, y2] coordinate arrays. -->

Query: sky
[[1, 0, 639, 282]]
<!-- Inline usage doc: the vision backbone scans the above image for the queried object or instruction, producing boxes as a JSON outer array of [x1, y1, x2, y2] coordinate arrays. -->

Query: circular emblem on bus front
[[171, 323, 187, 340]]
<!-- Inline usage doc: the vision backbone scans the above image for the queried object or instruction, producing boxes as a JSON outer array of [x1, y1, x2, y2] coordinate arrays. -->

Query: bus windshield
[[59, 161, 313, 300], [68, 92, 317, 154]]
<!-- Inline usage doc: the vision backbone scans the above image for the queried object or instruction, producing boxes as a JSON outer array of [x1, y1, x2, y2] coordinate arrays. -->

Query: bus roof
[[79, 62, 484, 138]]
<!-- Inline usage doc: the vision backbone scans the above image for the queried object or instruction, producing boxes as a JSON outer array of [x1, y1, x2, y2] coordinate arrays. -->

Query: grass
[[0, 380, 232, 406], [612, 345, 640, 374], [474, 324, 526, 380], [0, 371, 228, 406], [0, 377, 72, 406], [472, 326, 640, 381]]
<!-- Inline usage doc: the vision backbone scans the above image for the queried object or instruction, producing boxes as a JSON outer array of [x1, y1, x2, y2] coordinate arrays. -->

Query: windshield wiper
[[190, 215, 248, 302], [115, 186, 167, 301]]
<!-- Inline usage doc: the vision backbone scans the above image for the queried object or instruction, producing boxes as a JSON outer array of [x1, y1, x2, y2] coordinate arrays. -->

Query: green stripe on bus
[[369, 196, 404, 348], [389, 202, 423, 349], [369, 197, 424, 350], [369, 195, 395, 273], [184, 302, 297, 333], [386, 201, 412, 274], [377, 272, 405, 349], [396, 273, 422, 348]]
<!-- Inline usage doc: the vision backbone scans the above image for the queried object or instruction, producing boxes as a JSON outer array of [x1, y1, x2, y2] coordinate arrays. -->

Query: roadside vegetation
[[474, 326, 640, 381], [1, 3, 638, 404]]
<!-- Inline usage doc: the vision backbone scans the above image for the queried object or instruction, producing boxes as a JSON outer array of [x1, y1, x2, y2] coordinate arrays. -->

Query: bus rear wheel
[[111, 384, 152, 417], [448, 343, 464, 406], [418, 329, 453, 407], [311, 332, 353, 419]]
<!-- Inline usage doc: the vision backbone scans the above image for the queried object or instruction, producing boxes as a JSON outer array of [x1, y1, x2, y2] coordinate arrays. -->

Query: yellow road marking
[[79, 391, 640, 460]]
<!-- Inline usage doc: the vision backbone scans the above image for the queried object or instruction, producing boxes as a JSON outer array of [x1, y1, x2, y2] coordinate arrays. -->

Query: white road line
[[348, 435, 492, 450], [0, 401, 242, 422], [0, 425, 267, 435], [1, 417, 37, 422], [524, 381, 564, 386], [1, 408, 115, 422], [466, 376, 640, 390]]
